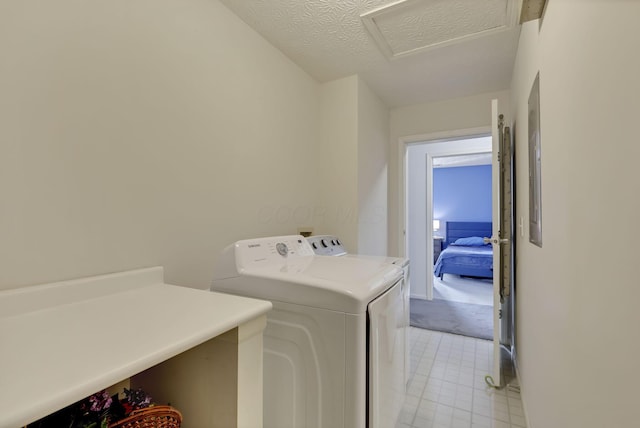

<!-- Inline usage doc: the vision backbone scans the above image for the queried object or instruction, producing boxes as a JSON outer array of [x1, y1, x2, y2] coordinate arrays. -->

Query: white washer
[[211, 235, 406, 428], [306, 235, 411, 389]]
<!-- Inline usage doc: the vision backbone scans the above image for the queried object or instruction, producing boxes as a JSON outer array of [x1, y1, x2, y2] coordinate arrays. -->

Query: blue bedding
[[434, 244, 493, 278], [434, 221, 494, 280]]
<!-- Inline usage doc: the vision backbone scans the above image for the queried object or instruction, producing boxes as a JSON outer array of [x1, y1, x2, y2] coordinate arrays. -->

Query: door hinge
[[499, 309, 503, 319]]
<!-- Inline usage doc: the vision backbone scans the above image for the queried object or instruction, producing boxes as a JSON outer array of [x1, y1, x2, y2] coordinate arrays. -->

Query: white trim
[[400, 126, 491, 146], [425, 151, 435, 301], [514, 364, 533, 428]]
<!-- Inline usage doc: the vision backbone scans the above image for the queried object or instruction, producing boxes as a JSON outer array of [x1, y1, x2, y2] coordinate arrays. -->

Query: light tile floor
[[397, 328, 527, 428]]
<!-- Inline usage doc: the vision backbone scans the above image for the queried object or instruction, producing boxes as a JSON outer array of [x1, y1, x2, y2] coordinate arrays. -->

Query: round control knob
[[321, 239, 328, 248], [336, 239, 341, 245], [276, 242, 288, 256], [311, 242, 318, 249]]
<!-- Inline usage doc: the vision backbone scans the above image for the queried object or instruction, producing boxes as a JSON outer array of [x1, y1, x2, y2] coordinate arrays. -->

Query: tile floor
[[396, 327, 526, 428]]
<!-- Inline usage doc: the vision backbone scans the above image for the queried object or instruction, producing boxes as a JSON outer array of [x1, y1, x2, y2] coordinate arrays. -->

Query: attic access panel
[[361, 0, 520, 59]]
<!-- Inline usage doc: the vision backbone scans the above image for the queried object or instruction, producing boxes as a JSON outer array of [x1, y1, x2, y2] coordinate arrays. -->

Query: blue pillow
[[452, 236, 487, 246]]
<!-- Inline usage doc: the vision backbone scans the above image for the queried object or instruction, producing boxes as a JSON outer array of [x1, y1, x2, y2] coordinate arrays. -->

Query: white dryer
[[306, 235, 411, 389], [211, 235, 406, 428]]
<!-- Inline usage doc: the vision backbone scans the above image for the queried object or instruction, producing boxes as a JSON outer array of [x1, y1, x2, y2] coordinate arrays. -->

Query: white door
[[490, 99, 514, 387]]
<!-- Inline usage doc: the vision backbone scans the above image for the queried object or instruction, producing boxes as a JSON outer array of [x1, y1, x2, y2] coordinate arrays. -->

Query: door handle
[[484, 237, 509, 245]]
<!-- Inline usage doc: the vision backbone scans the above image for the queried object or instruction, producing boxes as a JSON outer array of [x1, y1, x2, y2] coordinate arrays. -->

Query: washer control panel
[[306, 235, 347, 256], [275, 242, 289, 257], [234, 235, 315, 269]]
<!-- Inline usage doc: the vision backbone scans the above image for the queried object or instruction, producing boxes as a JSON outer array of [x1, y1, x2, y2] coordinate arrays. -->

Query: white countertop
[[0, 267, 272, 428]]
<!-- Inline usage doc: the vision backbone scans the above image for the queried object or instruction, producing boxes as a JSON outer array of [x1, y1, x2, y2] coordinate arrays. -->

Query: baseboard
[[514, 362, 533, 428]]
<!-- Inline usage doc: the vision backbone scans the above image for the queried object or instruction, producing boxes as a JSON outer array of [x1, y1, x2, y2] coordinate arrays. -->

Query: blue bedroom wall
[[433, 165, 492, 239]]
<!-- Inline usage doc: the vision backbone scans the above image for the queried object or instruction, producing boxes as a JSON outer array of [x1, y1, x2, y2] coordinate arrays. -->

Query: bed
[[434, 221, 494, 280]]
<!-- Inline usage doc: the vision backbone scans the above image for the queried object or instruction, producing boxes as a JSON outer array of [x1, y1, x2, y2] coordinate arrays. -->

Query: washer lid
[[344, 254, 410, 268], [245, 254, 400, 285], [239, 256, 402, 313], [306, 235, 409, 268]]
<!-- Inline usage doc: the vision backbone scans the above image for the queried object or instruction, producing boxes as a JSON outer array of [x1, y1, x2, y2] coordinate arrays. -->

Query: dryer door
[[368, 279, 406, 428]]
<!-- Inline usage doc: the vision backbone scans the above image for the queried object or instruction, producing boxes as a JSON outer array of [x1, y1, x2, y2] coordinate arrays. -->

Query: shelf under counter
[[0, 266, 272, 428]]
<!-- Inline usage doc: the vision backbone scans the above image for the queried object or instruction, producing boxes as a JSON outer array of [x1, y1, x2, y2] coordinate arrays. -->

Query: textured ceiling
[[219, 0, 522, 107]]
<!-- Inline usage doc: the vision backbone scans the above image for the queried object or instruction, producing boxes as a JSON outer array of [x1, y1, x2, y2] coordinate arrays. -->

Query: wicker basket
[[108, 405, 182, 428]]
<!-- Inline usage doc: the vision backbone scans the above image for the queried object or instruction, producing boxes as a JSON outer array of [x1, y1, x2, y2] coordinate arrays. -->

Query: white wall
[[318, 76, 359, 249], [511, 1, 640, 427], [389, 90, 510, 257], [357, 78, 389, 256], [318, 75, 390, 255], [0, 0, 321, 290]]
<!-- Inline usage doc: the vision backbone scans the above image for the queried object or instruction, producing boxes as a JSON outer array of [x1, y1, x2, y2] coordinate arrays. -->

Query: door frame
[[398, 127, 491, 300]]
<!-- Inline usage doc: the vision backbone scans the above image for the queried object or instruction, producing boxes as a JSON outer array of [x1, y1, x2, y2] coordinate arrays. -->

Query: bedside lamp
[[433, 219, 440, 231]]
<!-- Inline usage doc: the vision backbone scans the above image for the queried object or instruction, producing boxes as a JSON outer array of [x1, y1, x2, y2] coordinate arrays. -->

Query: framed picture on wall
[[528, 72, 542, 247]]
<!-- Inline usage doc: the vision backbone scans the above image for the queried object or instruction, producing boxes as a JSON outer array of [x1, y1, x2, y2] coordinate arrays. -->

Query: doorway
[[401, 102, 514, 386], [404, 134, 491, 299], [403, 132, 493, 340]]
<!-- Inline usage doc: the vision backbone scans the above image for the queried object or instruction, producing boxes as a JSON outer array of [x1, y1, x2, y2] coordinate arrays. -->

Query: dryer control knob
[[276, 242, 288, 256], [321, 239, 328, 247]]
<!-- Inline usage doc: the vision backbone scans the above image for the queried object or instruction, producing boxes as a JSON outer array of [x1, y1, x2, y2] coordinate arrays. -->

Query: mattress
[[434, 244, 493, 278]]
